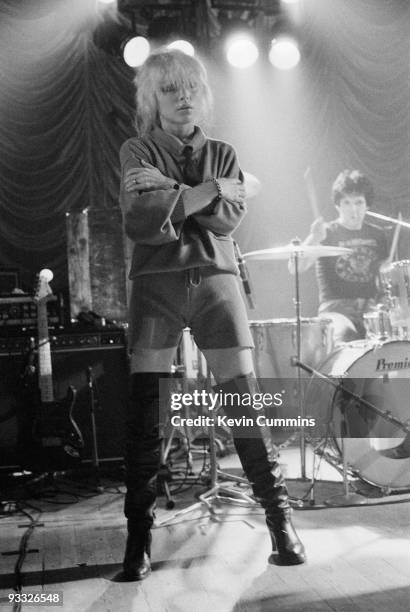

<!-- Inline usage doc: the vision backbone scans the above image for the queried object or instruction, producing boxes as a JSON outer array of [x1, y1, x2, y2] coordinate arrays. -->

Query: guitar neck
[[37, 299, 54, 403]]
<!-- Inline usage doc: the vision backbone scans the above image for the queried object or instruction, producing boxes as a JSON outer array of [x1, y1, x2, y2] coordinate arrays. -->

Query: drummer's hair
[[332, 169, 374, 207]]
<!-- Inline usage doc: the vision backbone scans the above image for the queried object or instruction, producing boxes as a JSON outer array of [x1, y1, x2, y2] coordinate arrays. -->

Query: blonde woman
[[119, 48, 305, 581]]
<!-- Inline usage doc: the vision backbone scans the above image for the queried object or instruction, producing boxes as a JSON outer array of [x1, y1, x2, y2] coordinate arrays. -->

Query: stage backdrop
[[0, 0, 408, 320]]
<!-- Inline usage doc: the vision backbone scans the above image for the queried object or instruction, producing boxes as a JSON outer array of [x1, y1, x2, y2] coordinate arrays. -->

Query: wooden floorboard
[[1, 447, 410, 612]]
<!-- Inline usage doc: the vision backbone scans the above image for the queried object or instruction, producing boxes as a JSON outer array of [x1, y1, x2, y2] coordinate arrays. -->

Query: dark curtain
[[0, 0, 135, 292]]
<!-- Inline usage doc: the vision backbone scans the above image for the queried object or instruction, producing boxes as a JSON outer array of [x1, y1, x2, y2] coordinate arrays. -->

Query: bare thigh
[[201, 347, 254, 383], [130, 347, 178, 373], [130, 346, 255, 381]]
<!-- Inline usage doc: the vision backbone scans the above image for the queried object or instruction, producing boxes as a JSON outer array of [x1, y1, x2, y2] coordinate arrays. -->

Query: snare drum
[[306, 340, 410, 490], [382, 260, 410, 334]]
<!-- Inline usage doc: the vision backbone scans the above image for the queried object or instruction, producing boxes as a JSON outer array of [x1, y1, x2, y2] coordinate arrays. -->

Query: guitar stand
[[85, 366, 104, 493]]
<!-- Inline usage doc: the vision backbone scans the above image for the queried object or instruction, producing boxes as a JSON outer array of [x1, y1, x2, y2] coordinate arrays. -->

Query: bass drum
[[306, 340, 410, 490]]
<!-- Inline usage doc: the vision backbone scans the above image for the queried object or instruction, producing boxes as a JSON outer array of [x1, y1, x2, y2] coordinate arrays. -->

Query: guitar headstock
[[34, 269, 54, 304]]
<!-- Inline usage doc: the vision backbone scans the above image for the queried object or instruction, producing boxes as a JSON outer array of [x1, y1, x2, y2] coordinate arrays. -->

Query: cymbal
[[244, 244, 353, 260], [243, 172, 261, 199]]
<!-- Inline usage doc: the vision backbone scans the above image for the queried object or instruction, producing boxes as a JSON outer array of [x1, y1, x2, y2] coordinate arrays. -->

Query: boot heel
[[268, 518, 306, 566]]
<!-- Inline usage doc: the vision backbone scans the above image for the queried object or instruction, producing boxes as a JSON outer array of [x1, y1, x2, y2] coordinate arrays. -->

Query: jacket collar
[[150, 125, 207, 157]]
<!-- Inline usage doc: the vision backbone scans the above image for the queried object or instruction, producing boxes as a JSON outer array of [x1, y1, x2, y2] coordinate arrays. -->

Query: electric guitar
[[30, 269, 84, 468]]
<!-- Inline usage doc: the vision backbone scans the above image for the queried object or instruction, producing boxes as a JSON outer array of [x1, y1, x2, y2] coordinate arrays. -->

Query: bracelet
[[212, 177, 222, 201]]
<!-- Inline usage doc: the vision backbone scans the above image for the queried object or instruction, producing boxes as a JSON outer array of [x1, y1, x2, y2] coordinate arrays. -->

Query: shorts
[[128, 268, 254, 351]]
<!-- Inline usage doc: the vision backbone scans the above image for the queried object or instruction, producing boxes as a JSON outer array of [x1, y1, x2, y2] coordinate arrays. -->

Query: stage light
[[122, 36, 150, 67], [167, 40, 195, 56], [98, 0, 116, 4], [226, 35, 259, 69], [269, 37, 300, 70]]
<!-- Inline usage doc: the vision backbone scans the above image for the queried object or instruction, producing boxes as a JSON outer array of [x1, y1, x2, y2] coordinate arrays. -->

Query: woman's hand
[[217, 178, 246, 204], [124, 160, 175, 192]]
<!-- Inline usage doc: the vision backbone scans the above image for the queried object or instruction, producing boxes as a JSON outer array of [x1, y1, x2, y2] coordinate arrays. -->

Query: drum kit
[[244, 240, 410, 497]]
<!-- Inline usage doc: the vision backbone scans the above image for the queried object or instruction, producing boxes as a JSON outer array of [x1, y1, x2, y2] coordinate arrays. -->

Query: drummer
[[291, 169, 389, 344]]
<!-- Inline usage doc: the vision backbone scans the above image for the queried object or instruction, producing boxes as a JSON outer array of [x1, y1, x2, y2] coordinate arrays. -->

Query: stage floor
[[1, 444, 410, 612]]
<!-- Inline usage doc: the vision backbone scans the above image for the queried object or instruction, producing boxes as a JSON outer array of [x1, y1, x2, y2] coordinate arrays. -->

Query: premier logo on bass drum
[[376, 356, 410, 371]]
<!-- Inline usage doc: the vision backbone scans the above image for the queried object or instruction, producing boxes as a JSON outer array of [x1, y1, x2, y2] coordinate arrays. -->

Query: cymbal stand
[[290, 240, 307, 479]]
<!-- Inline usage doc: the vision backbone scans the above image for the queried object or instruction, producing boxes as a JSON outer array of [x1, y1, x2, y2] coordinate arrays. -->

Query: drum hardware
[[326, 381, 368, 506], [245, 240, 353, 480], [158, 364, 209, 511], [363, 308, 392, 342], [157, 334, 258, 527], [368, 210, 410, 338], [290, 239, 306, 479], [301, 340, 410, 492], [381, 260, 410, 332], [244, 243, 353, 261], [296, 359, 410, 434]]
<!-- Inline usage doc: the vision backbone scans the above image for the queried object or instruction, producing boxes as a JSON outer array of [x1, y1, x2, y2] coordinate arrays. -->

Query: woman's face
[[156, 80, 201, 134]]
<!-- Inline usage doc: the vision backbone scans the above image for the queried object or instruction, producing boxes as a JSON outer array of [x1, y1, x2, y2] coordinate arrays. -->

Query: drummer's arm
[[288, 217, 327, 274], [377, 229, 392, 275], [378, 258, 391, 275]]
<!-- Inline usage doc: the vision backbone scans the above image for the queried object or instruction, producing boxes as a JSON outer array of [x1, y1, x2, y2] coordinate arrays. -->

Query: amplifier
[[0, 293, 64, 328], [0, 341, 129, 468], [0, 328, 126, 356]]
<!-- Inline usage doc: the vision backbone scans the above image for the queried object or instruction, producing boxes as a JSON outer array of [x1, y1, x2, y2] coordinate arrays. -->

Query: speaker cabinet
[[0, 345, 129, 470]]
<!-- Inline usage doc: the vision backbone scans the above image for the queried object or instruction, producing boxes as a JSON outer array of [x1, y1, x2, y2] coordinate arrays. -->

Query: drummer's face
[[336, 193, 367, 230]]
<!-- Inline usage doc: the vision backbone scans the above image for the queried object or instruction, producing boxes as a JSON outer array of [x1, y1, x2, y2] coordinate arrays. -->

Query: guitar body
[[31, 386, 84, 470]]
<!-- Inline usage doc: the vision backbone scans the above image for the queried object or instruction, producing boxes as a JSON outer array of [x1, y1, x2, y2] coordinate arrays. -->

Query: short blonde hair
[[134, 48, 213, 136]]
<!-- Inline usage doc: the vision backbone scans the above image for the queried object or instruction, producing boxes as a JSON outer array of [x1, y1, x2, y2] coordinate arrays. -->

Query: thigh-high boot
[[122, 372, 170, 580], [216, 375, 306, 565]]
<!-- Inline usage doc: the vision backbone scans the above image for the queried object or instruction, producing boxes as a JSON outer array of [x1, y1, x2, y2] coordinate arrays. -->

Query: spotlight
[[269, 36, 300, 70], [167, 40, 195, 56], [226, 35, 259, 69], [122, 36, 150, 67]]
